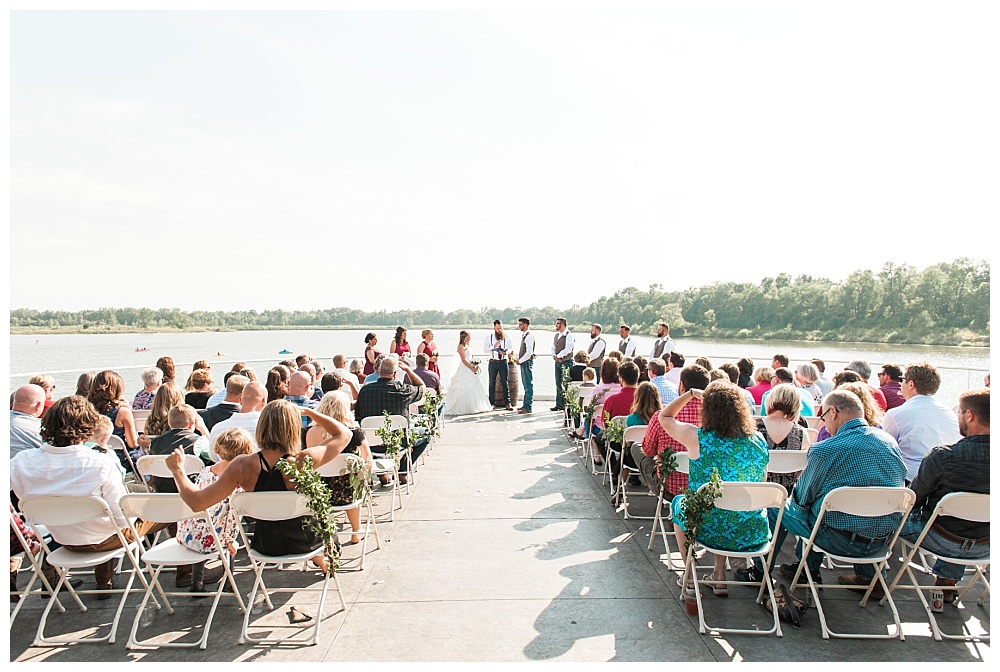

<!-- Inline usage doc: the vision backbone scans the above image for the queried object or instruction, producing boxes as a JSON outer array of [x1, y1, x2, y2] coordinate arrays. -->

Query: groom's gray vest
[[553, 332, 569, 360], [519, 332, 534, 361], [587, 337, 605, 371]]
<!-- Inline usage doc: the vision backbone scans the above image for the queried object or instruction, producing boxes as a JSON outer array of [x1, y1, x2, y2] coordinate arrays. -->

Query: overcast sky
[[8, 2, 997, 313]]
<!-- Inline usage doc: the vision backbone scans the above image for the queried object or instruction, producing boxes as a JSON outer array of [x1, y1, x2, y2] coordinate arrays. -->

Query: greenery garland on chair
[[677, 467, 723, 554], [375, 410, 405, 466], [276, 456, 341, 572]]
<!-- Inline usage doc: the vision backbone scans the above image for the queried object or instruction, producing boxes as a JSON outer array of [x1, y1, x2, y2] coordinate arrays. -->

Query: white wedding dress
[[444, 345, 491, 416]]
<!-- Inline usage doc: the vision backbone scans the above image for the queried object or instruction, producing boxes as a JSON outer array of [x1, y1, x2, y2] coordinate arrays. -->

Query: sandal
[[702, 574, 729, 597]]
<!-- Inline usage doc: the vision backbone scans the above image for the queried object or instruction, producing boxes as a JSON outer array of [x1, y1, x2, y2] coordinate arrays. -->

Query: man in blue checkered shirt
[[778, 389, 906, 591]]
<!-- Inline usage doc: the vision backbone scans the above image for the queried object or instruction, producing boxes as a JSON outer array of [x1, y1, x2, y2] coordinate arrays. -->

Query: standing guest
[[28, 375, 57, 416], [75, 371, 97, 397], [811, 359, 834, 396], [156, 356, 176, 384], [199, 375, 249, 431], [132, 367, 163, 410], [184, 369, 215, 410], [878, 364, 906, 410], [746, 366, 775, 406], [617, 325, 638, 358], [586, 324, 607, 384], [647, 358, 679, 405], [845, 359, 889, 412], [736, 358, 755, 389], [649, 322, 675, 360], [265, 365, 291, 402], [569, 351, 590, 382], [485, 320, 512, 410], [661, 380, 769, 594], [664, 352, 685, 386], [10, 384, 45, 458], [350, 359, 366, 386], [516, 317, 535, 414], [88, 370, 140, 462], [392, 326, 411, 360], [416, 329, 441, 376], [551, 317, 575, 411], [898, 388, 989, 602], [363, 333, 381, 377], [413, 353, 441, 393], [882, 361, 961, 483], [772, 354, 789, 370]]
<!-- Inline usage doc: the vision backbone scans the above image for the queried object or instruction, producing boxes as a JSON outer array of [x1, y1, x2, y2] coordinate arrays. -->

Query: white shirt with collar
[[587, 336, 607, 361], [204, 389, 227, 409], [517, 330, 535, 365], [10, 443, 129, 546], [649, 337, 675, 359], [618, 336, 637, 358], [484, 333, 510, 361], [881, 394, 961, 482], [552, 330, 575, 360], [208, 411, 262, 462]]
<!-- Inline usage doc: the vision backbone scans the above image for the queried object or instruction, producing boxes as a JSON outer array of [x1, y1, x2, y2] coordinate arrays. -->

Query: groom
[[485, 319, 512, 410]]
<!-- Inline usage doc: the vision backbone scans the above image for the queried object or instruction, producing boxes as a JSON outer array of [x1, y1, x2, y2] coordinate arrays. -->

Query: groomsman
[[485, 320, 512, 410], [618, 324, 637, 358], [517, 317, 535, 414], [551, 317, 575, 411], [649, 322, 675, 359], [586, 324, 607, 384]]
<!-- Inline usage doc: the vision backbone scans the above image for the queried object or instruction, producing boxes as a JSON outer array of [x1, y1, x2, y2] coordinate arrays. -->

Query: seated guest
[[185, 369, 215, 410], [132, 367, 163, 411], [736, 358, 755, 389], [209, 381, 268, 460], [661, 380, 769, 595], [647, 358, 679, 405], [349, 359, 366, 386], [778, 390, 906, 591], [586, 360, 623, 454], [354, 355, 425, 484], [569, 351, 590, 382], [593, 361, 640, 465], [84, 415, 127, 480], [718, 362, 755, 411], [794, 362, 824, 405], [88, 370, 140, 465], [811, 358, 834, 396], [413, 353, 442, 393], [815, 381, 883, 442], [626, 381, 661, 427], [772, 354, 789, 370], [10, 396, 169, 596], [166, 400, 353, 574], [581, 367, 596, 387], [284, 371, 319, 430], [28, 374, 57, 416], [330, 354, 360, 400], [746, 366, 775, 406], [10, 384, 45, 458], [155, 356, 176, 384], [205, 363, 249, 408], [664, 352, 685, 386], [845, 359, 889, 412], [364, 354, 407, 385], [761, 367, 815, 417], [878, 364, 906, 410], [633, 356, 650, 384], [199, 375, 248, 431], [306, 392, 374, 545], [75, 371, 97, 397], [308, 361, 325, 401], [265, 365, 291, 402], [899, 388, 989, 602], [694, 356, 713, 372], [149, 404, 209, 492], [145, 381, 185, 436], [321, 372, 344, 394], [175, 427, 254, 594]]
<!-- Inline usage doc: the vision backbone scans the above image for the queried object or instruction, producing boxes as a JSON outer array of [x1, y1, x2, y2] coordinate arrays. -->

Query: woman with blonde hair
[[146, 381, 211, 438], [306, 392, 373, 545], [416, 329, 441, 376], [166, 400, 352, 573]]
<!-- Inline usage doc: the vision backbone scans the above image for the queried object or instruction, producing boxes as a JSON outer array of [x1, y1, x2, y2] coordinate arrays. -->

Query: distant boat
[[135, 347, 149, 352], [215, 352, 226, 357], [278, 349, 293, 354]]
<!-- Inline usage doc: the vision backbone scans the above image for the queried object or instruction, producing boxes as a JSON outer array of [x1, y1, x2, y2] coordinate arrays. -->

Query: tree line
[[10, 259, 989, 346]]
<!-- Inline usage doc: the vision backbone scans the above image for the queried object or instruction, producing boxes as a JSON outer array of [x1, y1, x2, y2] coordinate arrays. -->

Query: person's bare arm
[[297, 408, 352, 468], [167, 448, 249, 511], [658, 389, 702, 457], [117, 405, 139, 448]]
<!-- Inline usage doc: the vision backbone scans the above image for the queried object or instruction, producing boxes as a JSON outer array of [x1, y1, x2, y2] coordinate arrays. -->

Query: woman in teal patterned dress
[[659, 380, 768, 596]]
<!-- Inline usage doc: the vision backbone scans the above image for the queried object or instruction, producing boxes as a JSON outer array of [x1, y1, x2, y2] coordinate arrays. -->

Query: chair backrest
[[701, 481, 787, 512], [362, 427, 383, 447], [933, 492, 990, 524], [231, 491, 313, 522], [804, 416, 823, 429], [591, 404, 604, 425], [608, 416, 628, 429], [674, 452, 689, 474], [316, 453, 365, 478], [19, 495, 116, 528], [359, 417, 383, 430], [106, 434, 127, 452], [622, 425, 646, 445], [136, 454, 204, 478], [359, 414, 408, 431], [753, 405, 762, 416], [820, 486, 916, 518], [132, 409, 152, 422], [766, 450, 808, 475], [386, 414, 408, 431], [579, 388, 593, 403], [805, 428, 819, 444], [120, 493, 198, 524], [408, 402, 422, 417]]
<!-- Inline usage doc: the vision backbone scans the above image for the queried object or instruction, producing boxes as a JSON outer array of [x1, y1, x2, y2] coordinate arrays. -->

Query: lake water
[[8, 329, 991, 408]]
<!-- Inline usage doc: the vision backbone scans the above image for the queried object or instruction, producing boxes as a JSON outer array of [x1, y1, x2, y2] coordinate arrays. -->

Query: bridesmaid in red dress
[[363, 332, 381, 377], [392, 326, 411, 360], [417, 329, 441, 376]]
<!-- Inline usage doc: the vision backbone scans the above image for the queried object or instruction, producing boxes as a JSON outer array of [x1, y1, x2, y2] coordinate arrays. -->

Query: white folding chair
[[616, 425, 655, 520], [361, 414, 414, 490], [573, 389, 594, 458], [120, 493, 246, 650], [133, 408, 152, 434], [648, 452, 689, 571], [408, 401, 434, 459], [804, 416, 823, 430], [18, 495, 149, 646], [883, 492, 990, 642], [766, 450, 808, 477], [602, 416, 628, 491], [231, 491, 346, 646], [361, 426, 403, 522], [316, 454, 382, 571], [9, 511, 65, 628], [107, 434, 144, 485], [588, 404, 605, 476], [786, 486, 916, 640], [683, 482, 789, 637], [136, 453, 205, 481], [805, 427, 819, 444]]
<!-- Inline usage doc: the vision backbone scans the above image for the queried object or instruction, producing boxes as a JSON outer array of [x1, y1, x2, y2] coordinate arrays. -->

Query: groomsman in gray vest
[[649, 322, 675, 359], [587, 324, 607, 384], [517, 317, 535, 414], [551, 317, 575, 411], [485, 319, 512, 410], [618, 324, 637, 358]]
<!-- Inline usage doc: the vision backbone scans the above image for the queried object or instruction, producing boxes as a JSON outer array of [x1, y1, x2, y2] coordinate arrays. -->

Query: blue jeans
[[899, 511, 989, 581], [780, 500, 891, 580], [554, 360, 571, 408], [488, 360, 509, 407], [520, 360, 534, 411], [752, 508, 788, 573]]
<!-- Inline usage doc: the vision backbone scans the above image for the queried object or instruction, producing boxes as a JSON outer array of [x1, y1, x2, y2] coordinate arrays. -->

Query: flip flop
[[287, 606, 313, 624], [702, 574, 729, 597]]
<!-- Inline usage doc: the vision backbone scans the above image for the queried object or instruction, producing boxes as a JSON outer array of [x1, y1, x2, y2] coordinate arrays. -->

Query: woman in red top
[[746, 366, 775, 406], [363, 333, 381, 377], [416, 329, 440, 376], [392, 326, 411, 359]]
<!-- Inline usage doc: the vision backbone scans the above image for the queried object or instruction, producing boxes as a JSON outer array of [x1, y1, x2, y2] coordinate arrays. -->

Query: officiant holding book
[[485, 320, 512, 410]]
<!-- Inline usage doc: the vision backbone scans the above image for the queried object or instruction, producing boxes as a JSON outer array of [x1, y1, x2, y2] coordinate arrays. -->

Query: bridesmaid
[[392, 326, 411, 359], [417, 329, 440, 376], [363, 332, 381, 377]]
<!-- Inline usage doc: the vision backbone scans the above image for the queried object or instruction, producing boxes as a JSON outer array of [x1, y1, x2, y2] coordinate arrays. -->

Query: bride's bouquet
[[470, 358, 481, 373]]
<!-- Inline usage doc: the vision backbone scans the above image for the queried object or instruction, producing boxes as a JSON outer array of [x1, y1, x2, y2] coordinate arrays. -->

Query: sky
[[7, 1, 998, 313]]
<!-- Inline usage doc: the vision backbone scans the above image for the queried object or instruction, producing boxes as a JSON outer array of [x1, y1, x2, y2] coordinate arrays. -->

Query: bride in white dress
[[444, 330, 491, 416]]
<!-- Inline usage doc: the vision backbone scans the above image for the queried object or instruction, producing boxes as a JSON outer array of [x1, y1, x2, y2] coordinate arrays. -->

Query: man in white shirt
[[10, 396, 167, 594], [664, 351, 685, 386], [10, 384, 45, 458], [331, 353, 360, 400], [516, 317, 535, 414], [551, 317, 575, 411], [485, 320, 512, 410], [208, 381, 268, 461], [649, 322, 675, 359], [586, 324, 607, 384], [882, 361, 961, 483], [618, 324, 637, 358]]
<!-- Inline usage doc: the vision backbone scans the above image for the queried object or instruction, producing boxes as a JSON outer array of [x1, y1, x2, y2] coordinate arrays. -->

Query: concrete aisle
[[9, 410, 991, 663]]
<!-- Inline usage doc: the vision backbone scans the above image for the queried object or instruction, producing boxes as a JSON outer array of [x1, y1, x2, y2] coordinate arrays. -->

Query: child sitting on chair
[[85, 415, 128, 480], [175, 428, 254, 594]]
